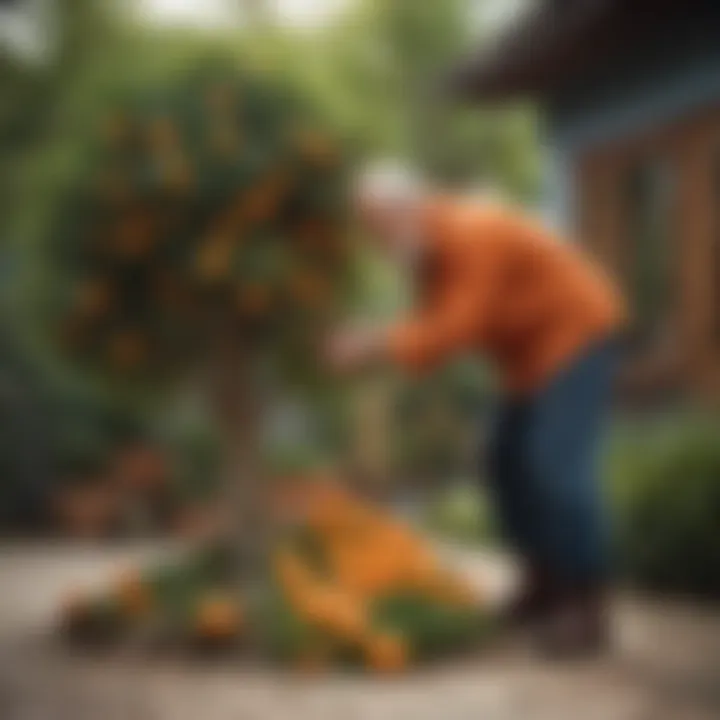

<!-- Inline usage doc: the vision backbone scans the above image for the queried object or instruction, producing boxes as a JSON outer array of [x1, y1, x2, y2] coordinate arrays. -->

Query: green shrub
[[610, 418, 720, 598], [425, 417, 720, 600]]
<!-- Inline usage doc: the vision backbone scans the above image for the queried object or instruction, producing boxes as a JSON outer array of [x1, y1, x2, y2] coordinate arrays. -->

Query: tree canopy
[[50, 62, 349, 386]]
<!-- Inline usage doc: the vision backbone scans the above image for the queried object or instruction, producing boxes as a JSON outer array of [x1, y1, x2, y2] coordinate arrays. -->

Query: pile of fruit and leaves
[[265, 482, 493, 671], [61, 481, 494, 672]]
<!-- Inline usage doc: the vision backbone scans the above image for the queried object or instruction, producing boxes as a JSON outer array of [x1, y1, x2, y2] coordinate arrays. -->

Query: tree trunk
[[349, 376, 393, 498], [207, 345, 268, 581]]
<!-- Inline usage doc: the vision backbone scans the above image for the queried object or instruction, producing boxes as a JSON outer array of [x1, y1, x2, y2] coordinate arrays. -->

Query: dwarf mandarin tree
[[49, 63, 350, 569]]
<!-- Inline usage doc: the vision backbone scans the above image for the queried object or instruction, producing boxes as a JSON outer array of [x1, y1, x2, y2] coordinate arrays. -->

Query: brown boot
[[539, 586, 610, 658], [502, 564, 558, 628]]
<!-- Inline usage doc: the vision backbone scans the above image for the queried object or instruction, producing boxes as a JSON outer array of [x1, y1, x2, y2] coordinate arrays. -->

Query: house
[[450, 0, 720, 401]]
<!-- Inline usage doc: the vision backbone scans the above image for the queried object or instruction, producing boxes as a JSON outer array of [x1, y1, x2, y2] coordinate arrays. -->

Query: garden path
[[0, 542, 718, 720]]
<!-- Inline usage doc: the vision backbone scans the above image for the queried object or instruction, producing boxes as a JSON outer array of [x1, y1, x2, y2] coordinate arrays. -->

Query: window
[[623, 158, 675, 353]]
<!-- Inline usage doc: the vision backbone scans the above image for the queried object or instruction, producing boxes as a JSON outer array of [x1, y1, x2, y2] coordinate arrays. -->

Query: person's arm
[[387, 232, 496, 373]]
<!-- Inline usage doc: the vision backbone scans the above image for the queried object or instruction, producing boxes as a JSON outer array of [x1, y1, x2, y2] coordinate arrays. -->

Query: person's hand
[[324, 325, 386, 374]]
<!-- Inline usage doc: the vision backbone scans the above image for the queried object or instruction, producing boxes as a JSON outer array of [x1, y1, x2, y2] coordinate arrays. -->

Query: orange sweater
[[388, 198, 625, 393]]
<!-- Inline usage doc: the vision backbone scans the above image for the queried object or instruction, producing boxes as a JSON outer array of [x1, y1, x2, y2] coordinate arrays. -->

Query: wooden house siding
[[452, 0, 720, 401], [536, 13, 720, 401], [545, 12, 720, 231]]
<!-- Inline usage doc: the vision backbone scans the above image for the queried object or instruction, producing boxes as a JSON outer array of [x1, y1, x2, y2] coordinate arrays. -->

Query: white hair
[[354, 160, 428, 209], [463, 181, 509, 206]]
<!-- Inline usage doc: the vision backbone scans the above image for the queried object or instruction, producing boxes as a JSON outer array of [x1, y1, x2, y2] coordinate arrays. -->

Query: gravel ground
[[0, 542, 718, 720]]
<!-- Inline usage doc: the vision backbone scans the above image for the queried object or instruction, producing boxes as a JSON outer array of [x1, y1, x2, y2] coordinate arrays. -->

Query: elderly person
[[326, 164, 625, 655]]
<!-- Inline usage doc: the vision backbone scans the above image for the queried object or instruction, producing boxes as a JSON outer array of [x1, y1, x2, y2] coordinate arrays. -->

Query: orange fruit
[[74, 279, 113, 318], [195, 238, 233, 282], [114, 214, 156, 259], [236, 284, 270, 316], [291, 272, 328, 307], [274, 548, 316, 596], [299, 586, 367, 644], [365, 633, 409, 674], [194, 594, 242, 640], [116, 569, 152, 617], [108, 330, 147, 371], [243, 186, 279, 223], [295, 220, 334, 252], [160, 154, 193, 193], [293, 129, 337, 167]]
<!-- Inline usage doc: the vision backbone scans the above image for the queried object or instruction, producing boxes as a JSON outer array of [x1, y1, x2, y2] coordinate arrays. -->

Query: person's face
[[355, 195, 419, 263]]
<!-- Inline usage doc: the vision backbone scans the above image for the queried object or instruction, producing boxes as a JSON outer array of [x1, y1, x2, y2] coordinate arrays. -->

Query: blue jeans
[[487, 337, 617, 586]]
